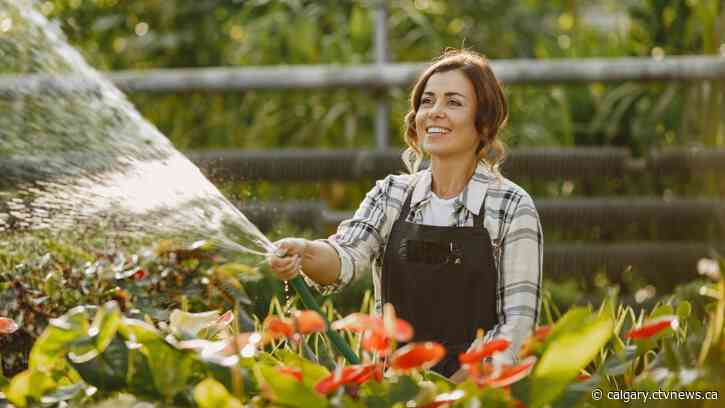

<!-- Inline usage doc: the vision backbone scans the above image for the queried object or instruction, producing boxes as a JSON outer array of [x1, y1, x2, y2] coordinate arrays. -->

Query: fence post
[[374, 0, 390, 150]]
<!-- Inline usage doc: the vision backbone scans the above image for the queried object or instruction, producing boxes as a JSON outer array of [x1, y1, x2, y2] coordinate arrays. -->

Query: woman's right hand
[[266, 238, 308, 281]]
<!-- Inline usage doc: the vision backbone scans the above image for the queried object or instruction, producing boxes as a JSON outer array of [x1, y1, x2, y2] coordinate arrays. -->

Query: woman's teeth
[[427, 127, 450, 135]]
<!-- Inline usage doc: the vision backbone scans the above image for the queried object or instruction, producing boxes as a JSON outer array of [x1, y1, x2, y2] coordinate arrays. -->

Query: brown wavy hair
[[402, 49, 508, 175]]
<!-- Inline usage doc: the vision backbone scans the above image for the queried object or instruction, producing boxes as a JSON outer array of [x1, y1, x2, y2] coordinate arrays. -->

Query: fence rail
[[187, 147, 725, 182], [1, 56, 725, 96]]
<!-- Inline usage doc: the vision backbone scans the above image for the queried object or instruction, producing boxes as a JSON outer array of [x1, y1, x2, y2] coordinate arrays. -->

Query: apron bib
[[382, 187, 498, 377]]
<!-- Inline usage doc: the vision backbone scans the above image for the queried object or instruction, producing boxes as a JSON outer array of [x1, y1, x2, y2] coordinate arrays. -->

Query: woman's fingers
[[267, 254, 301, 280]]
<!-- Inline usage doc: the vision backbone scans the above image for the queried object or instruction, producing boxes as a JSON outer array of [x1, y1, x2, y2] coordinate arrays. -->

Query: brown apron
[[382, 187, 498, 377]]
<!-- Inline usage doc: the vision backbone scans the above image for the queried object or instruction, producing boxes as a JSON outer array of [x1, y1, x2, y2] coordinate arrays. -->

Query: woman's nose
[[429, 102, 446, 118]]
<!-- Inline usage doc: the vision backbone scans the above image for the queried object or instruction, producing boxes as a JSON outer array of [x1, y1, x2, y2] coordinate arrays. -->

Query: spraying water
[[0, 0, 275, 258]]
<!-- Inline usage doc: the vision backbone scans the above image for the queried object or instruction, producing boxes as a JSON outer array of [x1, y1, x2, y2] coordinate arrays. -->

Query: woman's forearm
[[300, 240, 342, 285]]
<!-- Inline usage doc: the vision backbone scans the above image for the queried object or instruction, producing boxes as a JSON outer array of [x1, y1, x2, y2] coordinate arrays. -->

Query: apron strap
[[472, 191, 488, 228]]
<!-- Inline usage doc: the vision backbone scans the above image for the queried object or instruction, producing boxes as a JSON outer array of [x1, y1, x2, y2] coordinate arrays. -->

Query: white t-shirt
[[421, 192, 458, 226]]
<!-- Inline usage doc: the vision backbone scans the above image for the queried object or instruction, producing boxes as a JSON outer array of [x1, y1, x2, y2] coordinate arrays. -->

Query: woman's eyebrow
[[422, 91, 467, 98]]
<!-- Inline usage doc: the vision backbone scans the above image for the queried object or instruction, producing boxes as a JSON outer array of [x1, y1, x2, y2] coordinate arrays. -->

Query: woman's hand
[[266, 238, 308, 281], [449, 336, 487, 383]]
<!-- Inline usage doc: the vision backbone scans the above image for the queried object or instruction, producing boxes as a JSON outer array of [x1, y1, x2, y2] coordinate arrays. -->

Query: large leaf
[[529, 309, 614, 408], [275, 349, 330, 389], [254, 363, 328, 408], [4, 369, 55, 407], [142, 339, 195, 401], [194, 378, 244, 408], [362, 375, 420, 408], [125, 348, 159, 398], [69, 335, 128, 391], [89, 301, 122, 352], [29, 306, 90, 371]]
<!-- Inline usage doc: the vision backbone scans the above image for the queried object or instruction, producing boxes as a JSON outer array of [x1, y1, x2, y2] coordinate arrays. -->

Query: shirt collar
[[410, 161, 495, 215]]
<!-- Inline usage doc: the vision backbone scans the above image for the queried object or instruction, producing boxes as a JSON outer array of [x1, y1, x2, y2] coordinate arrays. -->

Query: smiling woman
[[267, 49, 543, 381]]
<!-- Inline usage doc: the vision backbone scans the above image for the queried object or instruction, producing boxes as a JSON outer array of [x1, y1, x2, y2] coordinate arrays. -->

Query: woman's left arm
[[483, 192, 543, 364]]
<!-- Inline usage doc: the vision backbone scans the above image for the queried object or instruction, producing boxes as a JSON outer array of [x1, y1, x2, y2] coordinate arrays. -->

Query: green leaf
[[90, 301, 122, 352], [194, 378, 244, 408], [142, 339, 195, 401], [254, 363, 328, 408], [676, 301, 692, 322], [125, 348, 159, 398], [275, 349, 330, 388], [4, 369, 55, 407], [544, 307, 590, 344], [118, 318, 163, 343], [29, 306, 90, 371], [529, 310, 614, 408], [649, 304, 674, 319], [69, 335, 128, 391]]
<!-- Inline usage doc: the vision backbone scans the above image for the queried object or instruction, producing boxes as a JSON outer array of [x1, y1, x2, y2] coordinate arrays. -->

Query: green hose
[[288, 275, 360, 364]]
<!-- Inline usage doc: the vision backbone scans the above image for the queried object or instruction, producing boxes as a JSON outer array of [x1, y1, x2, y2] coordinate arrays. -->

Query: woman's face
[[415, 69, 480, 160]]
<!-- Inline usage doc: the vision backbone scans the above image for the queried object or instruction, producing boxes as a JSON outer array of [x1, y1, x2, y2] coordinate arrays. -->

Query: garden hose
[[275, 249, 360, 364], [288, 276, 360, 364]]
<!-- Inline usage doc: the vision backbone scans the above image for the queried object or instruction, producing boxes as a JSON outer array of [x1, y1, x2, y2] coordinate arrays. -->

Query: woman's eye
[[449, 100, 462, 106], [421, 98, 433, 105]]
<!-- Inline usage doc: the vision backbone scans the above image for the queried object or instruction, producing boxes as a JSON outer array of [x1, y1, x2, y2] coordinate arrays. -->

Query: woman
[[267, 49, 542, 380]]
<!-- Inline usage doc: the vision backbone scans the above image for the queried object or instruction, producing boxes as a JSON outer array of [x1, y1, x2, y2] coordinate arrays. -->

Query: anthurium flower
[[361, 330, 391, 354], [262, 315, 295, 342], [624, 315, 679, 340], [293, 310, 326, 335], [0, 317, 18, 335], [331, 312, 413, 342], [314, 363, 383, 395], [576, 373, 593, 381], [390, 342, 446, 371], [478, 356, 537, 388], [459, 338, 510, 364]]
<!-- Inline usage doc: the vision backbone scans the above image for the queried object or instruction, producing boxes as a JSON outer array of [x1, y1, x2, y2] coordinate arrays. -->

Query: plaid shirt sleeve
[[484, 190, 543, 364], [303, 174, 410, 294]]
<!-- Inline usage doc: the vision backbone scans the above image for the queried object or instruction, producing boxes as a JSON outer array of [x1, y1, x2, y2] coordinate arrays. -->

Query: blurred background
[[3, 0, 725, 313]]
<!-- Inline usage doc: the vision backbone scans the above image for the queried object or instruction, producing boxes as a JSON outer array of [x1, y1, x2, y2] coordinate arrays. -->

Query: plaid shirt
[[308, 161, 543, 363]]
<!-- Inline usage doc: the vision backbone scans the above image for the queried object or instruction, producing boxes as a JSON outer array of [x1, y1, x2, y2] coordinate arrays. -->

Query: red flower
[[481, 357, 537, 388], [576, 373, 592, 381], [315, 363, 383, 395], [390, 342, 446, 371], [262, 316, 295, 343], [331, 312, 413, 342], [0, 317, 18, 335], [278, 366, 303, 382], [459, 338, 510, 364], [533, 325, 552, 340], [624, 315, 678, 340], [133, 268, 147, 280], [332, 307, 414, 355], [293, 310, 326, 335]]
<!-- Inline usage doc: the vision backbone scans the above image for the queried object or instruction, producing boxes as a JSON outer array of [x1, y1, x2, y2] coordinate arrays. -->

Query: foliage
[[31, 0, 723, 160], [1, 240, 724, 407]]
